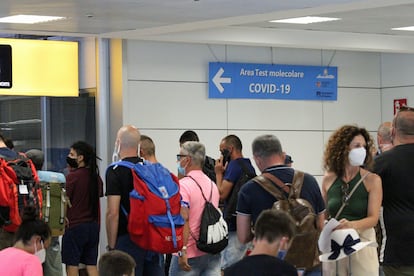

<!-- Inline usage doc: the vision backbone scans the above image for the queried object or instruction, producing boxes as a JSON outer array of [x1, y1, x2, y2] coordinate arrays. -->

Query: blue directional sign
[[209, 62, 337, 101]]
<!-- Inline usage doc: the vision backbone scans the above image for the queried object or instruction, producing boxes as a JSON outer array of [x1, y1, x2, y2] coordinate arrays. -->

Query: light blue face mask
[[277, 249, 287, 260], [177, 163, 185, 176]]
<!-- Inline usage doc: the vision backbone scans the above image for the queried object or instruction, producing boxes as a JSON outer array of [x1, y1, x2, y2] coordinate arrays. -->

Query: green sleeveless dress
[[327, 172, 368, 220]]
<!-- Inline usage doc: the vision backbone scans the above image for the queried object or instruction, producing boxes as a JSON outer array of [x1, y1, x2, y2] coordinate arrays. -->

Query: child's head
[[98, 250, 136, 276]]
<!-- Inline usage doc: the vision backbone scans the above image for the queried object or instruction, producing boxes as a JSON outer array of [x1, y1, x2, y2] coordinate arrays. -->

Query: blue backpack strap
[[117, 161, 181, 248], [134, 162, 180, 248], [105, 160, 136, 176], [110, 160, 135, 169], [107, 160, 141, 218], [114, 160, 179, 199], [132, 162, 179, 199]]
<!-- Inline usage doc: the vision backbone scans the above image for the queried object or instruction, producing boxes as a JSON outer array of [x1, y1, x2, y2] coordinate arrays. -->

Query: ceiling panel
[[0, 0, 414, 52]]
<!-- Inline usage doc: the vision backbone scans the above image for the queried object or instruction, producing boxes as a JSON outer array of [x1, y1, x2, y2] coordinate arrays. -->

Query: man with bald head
[[106, 125, 164, 276], [374, 108, 414, 276]]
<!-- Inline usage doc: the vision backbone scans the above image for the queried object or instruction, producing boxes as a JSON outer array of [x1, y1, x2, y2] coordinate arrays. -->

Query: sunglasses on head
[[399, 105, 414, 112], [342, 182, 350, 206]]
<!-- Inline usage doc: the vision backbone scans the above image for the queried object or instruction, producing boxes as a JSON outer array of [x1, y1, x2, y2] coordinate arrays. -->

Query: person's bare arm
[[178, 207, 192, 271], [106, 195, 121, 249], [215, 158, 233, 200], [316, 212, 326, 232], [237, 213, 253, 244], [337, 171, 382, 230]]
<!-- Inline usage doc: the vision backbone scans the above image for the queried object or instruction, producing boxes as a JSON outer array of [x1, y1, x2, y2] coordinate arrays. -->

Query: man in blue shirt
[[237, 134, 325, 276], [215, 134, 256, 272]]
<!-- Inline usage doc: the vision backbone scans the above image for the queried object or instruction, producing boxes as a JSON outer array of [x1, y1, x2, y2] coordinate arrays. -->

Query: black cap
[[284, 155, 293, 165]]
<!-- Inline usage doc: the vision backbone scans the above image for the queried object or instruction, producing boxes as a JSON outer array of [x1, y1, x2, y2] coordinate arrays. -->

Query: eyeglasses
[[341, 182, 350, 205], [176, 154, 188, 161]]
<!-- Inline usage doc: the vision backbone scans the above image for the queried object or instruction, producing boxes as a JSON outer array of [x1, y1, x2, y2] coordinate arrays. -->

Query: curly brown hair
[[323, 125, 374, 177]]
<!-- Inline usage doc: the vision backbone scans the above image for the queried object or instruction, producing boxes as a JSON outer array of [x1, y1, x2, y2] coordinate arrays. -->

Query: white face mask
[[34, 241, 46, 263], [137, 144, 141, 159], [112, 141, 121, 163], [348, 147, 366, 166]]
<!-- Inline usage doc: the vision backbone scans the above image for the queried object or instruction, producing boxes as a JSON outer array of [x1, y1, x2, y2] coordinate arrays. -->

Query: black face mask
[[66, 156, 78, 168]]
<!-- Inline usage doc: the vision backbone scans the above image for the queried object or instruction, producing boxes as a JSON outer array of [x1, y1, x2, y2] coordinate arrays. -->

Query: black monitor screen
[[0, 45, 12, 88]]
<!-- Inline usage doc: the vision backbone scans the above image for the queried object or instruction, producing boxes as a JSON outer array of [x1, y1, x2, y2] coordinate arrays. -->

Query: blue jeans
[[220, 231, 248, 269], [115, 234, 164, 276], [379, 265, 385, 276], [43, 236, 62, 276], [169, 254, 220, 276]]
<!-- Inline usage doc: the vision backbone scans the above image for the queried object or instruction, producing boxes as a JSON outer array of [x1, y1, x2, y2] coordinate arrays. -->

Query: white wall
[[122, 41, 383, 184], [381, 53, 414, 122], [78, 37, 97, 89]]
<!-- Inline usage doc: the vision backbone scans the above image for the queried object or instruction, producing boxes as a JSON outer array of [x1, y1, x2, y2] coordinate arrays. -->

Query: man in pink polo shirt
[[169, 141, 221, 276]]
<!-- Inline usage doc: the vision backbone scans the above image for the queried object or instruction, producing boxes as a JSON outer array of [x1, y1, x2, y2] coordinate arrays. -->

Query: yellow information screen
[[0, 38, 78, 97]]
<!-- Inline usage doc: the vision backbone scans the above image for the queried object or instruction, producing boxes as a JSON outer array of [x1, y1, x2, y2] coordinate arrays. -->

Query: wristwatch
[[178, 246, 187, 257], [106, 245, 115, 251]]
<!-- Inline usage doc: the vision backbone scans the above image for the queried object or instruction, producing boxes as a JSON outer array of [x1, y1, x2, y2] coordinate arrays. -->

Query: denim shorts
[[61, 221, 100, 266], [220, 231, 248, 270], [169, 254, 220, 276]]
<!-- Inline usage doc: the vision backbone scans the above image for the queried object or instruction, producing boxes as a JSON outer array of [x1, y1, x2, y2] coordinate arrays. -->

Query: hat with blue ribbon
[[319, 228, 375, 262]]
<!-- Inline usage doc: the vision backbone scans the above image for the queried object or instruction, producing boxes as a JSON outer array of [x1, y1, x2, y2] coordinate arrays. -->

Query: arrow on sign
[[212, 67, 231, 93]]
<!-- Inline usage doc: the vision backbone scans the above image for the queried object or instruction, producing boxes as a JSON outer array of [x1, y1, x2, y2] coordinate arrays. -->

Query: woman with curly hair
[[321, 125, 382, 275]]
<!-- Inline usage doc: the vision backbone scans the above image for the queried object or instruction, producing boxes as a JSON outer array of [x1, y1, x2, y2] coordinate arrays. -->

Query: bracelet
[[178, 245, 188, 257], [106, 245, 115, 251]]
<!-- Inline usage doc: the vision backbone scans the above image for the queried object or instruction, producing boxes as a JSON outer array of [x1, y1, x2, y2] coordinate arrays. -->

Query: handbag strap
[[237, 159, 256, 178], [334, 172, 370, 220]]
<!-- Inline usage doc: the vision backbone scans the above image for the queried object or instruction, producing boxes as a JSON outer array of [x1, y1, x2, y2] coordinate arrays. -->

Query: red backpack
[[113, 160, 184, 253], [0, 153, 42, 232]]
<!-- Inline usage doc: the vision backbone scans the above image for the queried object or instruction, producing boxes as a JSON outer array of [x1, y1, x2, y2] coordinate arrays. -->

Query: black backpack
[[202, 155, 216, 183], [224, 159, 256, 226], [188, 176, 228, 254]]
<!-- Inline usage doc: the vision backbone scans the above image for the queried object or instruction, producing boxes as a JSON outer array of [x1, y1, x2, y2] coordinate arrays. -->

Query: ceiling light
[[270, 16, 340, 24], [0, 15, 65, 24], [392, 26, 414, 31]]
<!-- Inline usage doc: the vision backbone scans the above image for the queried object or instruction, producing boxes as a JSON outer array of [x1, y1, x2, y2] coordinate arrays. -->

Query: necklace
[[341, 167, 359, 183]]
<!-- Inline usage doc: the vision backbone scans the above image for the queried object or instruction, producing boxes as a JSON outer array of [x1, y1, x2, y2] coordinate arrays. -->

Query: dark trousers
[[116, 234, 164, 276]]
